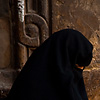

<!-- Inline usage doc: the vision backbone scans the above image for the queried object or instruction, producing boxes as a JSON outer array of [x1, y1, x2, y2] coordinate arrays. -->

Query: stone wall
[[0, 0, 16, 98], [0, 0, 11, 69], [0, 0, 100, 100], [52, 0, 100, 100]]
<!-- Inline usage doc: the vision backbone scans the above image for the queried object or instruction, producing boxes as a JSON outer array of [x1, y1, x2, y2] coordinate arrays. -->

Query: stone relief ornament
[[18, 0, 24, 22]]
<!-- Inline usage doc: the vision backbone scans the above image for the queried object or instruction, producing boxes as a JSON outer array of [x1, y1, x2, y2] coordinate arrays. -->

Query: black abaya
[[7, 29, 93, 100]]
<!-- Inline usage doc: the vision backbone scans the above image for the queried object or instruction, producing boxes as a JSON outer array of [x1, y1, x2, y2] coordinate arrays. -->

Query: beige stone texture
[[0, 18, 11, 68], [52, 0, 100, 100], [0, 0, 13, 98], [0, 0, 100, 99]]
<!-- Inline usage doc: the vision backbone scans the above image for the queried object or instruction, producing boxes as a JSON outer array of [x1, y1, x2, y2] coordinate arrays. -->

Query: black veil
[[6, 29, 93, 100]]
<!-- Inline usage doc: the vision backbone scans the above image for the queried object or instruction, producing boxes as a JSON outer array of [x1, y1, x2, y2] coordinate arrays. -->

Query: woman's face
[[75, 64, 85, 70]]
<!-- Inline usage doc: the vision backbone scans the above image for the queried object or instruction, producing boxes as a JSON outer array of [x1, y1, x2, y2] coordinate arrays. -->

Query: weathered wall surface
[[0, 0, 100, 100], [52, 0, 100, 100], [0, 0, 15, 98], [52, 0, 99, 38], [0, 0, 11, 69]]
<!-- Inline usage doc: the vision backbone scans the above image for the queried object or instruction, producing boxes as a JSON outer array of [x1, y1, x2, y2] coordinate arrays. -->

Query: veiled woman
[[6, 29, 93, 100]]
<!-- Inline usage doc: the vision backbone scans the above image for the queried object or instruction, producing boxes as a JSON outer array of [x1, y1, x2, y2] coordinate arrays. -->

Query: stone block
[[0, 18, 11, 68], [0, 0, 10, 17], [0, 69, 18, 98], [83, 69, 100, 100], [52, 0, 99, 39]]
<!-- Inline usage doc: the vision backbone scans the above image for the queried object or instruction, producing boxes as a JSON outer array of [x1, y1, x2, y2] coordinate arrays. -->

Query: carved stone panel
[[27, 0, 38, 13], [17, 0, 50, 69], [25, 14, 49, 44], [1, 0, 100, 99]]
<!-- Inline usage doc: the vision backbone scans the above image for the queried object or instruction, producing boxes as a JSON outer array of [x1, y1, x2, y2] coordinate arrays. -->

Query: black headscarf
[[6, 29, 93, 100]]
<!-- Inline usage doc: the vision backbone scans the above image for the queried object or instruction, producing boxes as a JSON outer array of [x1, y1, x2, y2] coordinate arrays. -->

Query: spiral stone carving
[[18, 14, 49, 47], [17, 0, 49, 68]]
